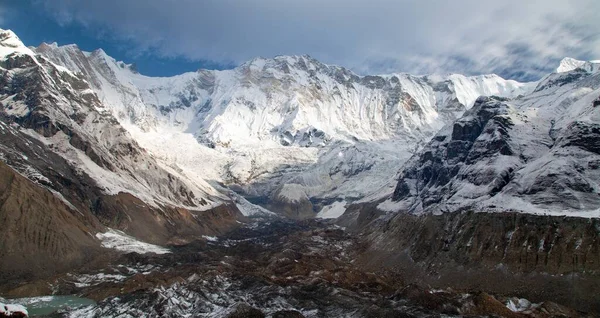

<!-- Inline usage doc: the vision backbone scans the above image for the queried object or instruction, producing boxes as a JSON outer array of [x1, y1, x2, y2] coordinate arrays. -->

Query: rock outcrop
[[340, 206, 600, 313]]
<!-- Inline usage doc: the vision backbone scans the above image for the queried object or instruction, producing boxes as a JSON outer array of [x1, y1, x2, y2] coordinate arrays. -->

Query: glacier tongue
[[35, 42, 535, 217]]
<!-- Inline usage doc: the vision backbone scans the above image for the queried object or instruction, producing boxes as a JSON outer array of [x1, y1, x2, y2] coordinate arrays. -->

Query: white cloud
[[38, 0, 600, 80]]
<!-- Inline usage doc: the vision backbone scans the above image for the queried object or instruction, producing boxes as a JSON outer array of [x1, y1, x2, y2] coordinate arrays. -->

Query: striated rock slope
[[0, 160, 101, 280]]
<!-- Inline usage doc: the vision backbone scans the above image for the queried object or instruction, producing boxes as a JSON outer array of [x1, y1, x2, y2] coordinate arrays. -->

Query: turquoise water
[[8, 295, 96, 316]]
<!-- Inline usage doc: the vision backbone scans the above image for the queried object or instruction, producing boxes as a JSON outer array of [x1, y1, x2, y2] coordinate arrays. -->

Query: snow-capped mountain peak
[[380, 58, 600, 217], [557, 57, 587, 73], [0, 28, 40, 62], [0, 29, 29, 51], [556, 57, 600, 74]]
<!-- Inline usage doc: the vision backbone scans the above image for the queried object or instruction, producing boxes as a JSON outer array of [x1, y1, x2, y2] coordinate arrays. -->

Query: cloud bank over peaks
[[33, 0, 600, 80]]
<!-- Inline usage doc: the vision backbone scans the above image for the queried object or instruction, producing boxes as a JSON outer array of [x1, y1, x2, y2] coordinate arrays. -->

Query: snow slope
[[316, 200, 348, 219], [0, 29, 227, 211], [0, 28, 250, 256], [9, 28, 598, 220]]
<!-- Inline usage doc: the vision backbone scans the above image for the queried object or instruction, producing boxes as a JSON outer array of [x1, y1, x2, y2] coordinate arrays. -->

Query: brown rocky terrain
[[0, 220, 592, 317], [0, 161, 102, 282], [90, 192, 243, 245], [0, 155, 244, 287], [340, 204, 600, 313]]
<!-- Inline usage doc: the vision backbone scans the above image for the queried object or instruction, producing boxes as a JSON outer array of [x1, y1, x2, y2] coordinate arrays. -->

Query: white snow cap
[[0, 28, 36, 59], [556, 57, 587, 73], [556, 57, 600, 73]]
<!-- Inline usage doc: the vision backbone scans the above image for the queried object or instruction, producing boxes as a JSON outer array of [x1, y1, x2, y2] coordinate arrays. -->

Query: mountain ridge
[[33, 34, 536, 219], [372, 61, 600, 217], [5, 27, 599, 221], [2, 27, 600, 316]]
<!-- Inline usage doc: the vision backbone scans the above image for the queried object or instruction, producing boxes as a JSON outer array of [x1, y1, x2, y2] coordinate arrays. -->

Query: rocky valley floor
[[0, 218, 594, 318]]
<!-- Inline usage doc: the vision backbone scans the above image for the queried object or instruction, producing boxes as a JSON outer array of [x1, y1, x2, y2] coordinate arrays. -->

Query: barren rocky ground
[[1, 218, 593, 317]]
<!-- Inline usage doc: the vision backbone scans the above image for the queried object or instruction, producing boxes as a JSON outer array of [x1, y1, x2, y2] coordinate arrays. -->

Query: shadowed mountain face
[[381, 68, 600, 215]]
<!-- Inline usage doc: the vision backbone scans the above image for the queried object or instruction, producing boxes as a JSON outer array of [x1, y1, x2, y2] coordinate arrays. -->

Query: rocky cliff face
[[346, 209, 600, 313]]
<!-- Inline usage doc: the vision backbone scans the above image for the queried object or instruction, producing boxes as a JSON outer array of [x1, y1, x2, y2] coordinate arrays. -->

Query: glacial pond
[[8, 295, 96, 316]]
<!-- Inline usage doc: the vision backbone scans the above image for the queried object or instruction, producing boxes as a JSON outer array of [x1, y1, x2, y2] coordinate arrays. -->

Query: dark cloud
[[26, 0, 600, 80]]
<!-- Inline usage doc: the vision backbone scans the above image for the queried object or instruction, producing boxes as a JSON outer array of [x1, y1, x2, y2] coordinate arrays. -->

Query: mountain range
[[1, 28, 600, 313], [29, 31, 537, 220]]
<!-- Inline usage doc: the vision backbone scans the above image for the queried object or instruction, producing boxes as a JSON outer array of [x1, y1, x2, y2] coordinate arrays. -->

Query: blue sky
[[0, 0, 234, 76], [1, 0, 598, 81]]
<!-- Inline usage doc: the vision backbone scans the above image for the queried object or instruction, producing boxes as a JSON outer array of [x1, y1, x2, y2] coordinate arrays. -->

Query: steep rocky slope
[[0, 160, 101, 281], [340, 208, 600, 313], [0, 29, 244, 279]]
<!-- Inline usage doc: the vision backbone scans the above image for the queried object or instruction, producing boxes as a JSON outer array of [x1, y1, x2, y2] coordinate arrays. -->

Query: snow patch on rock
[[316, 200, 347, 219], [96, 229, 171, 254], [0, 303, 28, 317]]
